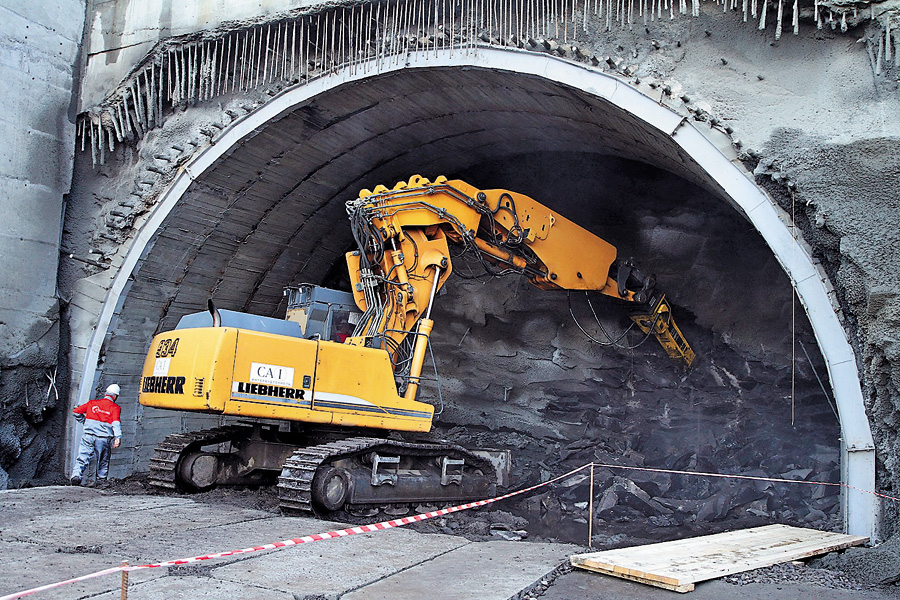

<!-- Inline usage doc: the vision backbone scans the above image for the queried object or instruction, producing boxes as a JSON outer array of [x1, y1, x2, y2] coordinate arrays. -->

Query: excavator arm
[[344, 175, 694, 400]]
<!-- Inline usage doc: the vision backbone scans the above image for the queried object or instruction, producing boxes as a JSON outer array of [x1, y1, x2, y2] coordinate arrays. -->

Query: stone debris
[[724, 560, 885, 591], [491, 528, 530, 541], [426, 273, 842, 547], [814, 533, 900, 586]]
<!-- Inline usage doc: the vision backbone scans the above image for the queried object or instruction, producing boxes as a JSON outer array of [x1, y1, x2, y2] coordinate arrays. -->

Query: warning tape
[[591, 463, 900, 503], [0, 567, 125, 600], [0, 464, 589, 600], [127, 462, 588, 570], [2, 460, 896, 600]]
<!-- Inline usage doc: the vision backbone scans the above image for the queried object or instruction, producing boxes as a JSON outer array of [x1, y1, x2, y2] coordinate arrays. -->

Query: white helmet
[[106, 383, 121, 397]]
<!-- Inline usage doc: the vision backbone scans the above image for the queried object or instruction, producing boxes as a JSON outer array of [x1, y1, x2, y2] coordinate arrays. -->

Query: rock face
[[427, 272, 840, 543], [411, 151, 842, 542]]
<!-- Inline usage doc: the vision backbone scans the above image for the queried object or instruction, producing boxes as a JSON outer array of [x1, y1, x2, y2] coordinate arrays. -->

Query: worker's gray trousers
[[73, 434, 112, 479]]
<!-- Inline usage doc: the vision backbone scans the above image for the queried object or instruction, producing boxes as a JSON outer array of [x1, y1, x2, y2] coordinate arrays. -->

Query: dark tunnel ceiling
[[110, 66, 807, 396]]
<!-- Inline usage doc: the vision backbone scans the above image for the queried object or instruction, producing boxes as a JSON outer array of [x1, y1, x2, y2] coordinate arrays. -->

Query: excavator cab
[[284, 284, 361, 343]]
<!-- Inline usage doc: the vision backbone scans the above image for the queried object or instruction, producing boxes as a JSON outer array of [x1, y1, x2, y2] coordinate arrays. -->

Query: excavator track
[[277, 437, 382, 514], [148, 426, 246, 491], [150, 427, 497, 515], [276, 436, 496, 515]]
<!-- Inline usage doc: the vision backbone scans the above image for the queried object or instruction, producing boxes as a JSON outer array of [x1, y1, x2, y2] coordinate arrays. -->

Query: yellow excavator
[[140, 175, 694, 515]]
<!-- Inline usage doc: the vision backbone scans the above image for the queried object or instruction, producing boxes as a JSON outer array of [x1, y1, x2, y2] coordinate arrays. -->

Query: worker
[[70, 384, 122, 487]]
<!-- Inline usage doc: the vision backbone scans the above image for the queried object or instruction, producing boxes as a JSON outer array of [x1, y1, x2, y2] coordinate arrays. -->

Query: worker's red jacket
[[73, 394, 122, 439]]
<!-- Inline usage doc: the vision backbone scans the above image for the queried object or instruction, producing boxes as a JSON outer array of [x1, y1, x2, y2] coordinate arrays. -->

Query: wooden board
[[570, 524, 868, 593]]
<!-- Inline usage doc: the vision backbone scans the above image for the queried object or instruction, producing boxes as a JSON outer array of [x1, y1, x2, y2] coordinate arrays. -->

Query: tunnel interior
[[78, 65, 840, 543]]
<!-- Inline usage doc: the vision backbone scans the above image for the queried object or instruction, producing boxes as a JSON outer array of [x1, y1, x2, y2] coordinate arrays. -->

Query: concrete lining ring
[[72, 46, 878, 538]]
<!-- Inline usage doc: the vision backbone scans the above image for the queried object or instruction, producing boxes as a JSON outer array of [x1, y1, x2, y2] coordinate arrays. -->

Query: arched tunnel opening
[[12, 2, 900, 596], [63, 61, 845, 545], [49, 24, 875, 539]]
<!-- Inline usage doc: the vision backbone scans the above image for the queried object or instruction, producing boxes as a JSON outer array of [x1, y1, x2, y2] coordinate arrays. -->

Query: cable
[[586, 292, 637, 345], [798, 339, 840, 421], [567, 291, 660, 350], [427, 336, 444, 416]]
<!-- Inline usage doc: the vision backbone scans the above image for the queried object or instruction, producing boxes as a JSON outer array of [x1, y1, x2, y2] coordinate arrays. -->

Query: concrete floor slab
[[1, 487, 272, 549], [90, 574, 297, 600], [342, 540, 578, 600], [1, 485, 183, 515], [211, 527, 470, 598], [0, 540, 164, 600], [118, 515, 351, 564], [0, 487, 578, 600]]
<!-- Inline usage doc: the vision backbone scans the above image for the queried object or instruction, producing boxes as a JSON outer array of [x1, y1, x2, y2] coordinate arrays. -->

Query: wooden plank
[[586, 527, 812, 571], [577, 525, 859, 566], [571, 525, 868, 593], [572, 560, 695, 593], [575, 527, 867, 577]]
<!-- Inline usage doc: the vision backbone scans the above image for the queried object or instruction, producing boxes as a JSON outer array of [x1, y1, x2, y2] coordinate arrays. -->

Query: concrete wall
[[0, 0, 86, 487]]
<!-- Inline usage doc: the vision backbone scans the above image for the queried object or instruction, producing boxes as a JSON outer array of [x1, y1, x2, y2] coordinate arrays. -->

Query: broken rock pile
[[430, 277, 841, 546]]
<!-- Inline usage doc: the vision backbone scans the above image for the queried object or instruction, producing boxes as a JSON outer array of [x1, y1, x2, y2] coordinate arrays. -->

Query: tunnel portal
[[65, 45, 875, 539]]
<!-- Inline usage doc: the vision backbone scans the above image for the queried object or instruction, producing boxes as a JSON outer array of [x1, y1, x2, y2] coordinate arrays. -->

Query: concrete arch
[[73, 47, 877, 538]]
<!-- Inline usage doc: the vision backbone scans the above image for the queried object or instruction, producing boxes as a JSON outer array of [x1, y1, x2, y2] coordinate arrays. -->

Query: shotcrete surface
[[0, 486, 577, 600], [0, 0, 85, 491]]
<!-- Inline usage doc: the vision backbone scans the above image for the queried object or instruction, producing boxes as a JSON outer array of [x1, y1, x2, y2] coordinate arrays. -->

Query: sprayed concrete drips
[[75, 0, 900, 164]]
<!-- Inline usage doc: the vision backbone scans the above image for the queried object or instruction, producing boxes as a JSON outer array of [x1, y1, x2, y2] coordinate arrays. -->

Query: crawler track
[[276, 437, 384, 514], [148, 426, 246, 491], [276, 437, 496, 515], [149, 427, 496, 514]]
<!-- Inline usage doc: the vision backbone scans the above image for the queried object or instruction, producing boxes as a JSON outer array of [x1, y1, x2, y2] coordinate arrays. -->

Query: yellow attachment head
[[358, 175, 449, 199]]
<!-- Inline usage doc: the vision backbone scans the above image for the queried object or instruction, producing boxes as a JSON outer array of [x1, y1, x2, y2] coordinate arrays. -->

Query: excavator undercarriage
[[148, 424, 501, 515]]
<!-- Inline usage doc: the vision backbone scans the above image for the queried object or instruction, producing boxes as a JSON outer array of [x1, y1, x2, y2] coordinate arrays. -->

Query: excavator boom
[[345, 175, 695, 374]]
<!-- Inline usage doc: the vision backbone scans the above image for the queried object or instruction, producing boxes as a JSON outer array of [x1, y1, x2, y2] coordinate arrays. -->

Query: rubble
[[426, 231, 842, 545], [724, 561, 883, 591], [813, 534, 900, 586]]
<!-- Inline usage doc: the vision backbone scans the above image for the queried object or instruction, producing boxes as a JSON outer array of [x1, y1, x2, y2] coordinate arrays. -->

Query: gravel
[[722, 561, 883, 591]]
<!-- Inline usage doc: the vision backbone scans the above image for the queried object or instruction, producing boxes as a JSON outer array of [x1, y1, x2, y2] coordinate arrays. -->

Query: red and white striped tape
[[592, 463, 900, 502], [127, 462, 587, 570], [2, 460, 896, 600], [0, 567, 125, 600], [0, 464, 587, 600]]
